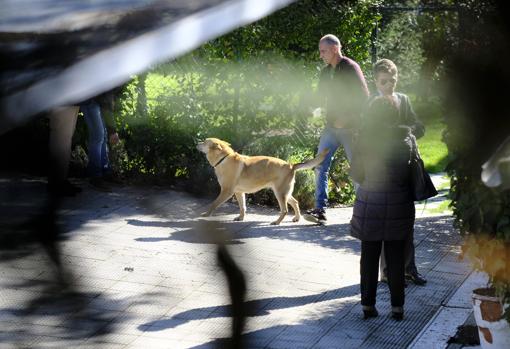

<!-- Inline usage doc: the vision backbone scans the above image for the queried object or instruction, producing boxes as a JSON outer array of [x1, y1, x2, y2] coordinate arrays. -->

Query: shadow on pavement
[[141, 283, 360, 331], [0, 177, 134, 347], [128, 214, 455, 255]]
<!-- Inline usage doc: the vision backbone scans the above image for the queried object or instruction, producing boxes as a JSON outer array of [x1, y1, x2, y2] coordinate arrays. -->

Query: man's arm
[[350, 62, 369, 98], [343, 61, 369, 120]]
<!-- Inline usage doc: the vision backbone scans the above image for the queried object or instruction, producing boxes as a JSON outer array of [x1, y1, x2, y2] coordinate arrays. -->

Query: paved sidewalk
[[0, 176, 476, 348]]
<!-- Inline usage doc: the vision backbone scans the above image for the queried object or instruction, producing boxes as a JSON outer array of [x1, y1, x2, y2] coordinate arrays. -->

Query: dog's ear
[[217, 140, 231, 150], [211, 142, 222, 151]]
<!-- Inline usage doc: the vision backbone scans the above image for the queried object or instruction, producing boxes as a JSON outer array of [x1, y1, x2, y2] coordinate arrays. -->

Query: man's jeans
[[315, 127, 354, 210], [81, 101, 110, 178]]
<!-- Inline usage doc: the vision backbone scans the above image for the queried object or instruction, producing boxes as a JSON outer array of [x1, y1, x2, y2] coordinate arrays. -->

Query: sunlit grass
[[418, 118, 448, 173], [426, 199, 452, 214], [413, 99, 449, 174]]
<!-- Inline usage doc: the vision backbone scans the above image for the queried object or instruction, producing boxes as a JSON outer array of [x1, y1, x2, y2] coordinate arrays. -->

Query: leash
[[214, 154, 230, 167]]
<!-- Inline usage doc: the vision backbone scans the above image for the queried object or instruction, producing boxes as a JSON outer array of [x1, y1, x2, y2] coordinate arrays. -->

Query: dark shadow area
[[0, 177, 82, 249], [141, 283, 360, 331], [130, 218, 246, 245], [187, 279, 449, 349], [184, 284, 385, 349], [0, 284, 166, 346], [448, 324, 480, 346], [130, 217, 358, 252], [129, 214, 456, 257], [0, 177, 140, 347]]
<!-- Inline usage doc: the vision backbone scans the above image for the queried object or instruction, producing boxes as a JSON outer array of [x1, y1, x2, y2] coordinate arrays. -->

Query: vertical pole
[[371, 21, 379, 65], [232, 32, 241, 144]]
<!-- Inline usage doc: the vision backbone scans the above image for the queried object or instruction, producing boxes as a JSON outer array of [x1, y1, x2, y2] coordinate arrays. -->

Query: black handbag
[[410, 136, 438, 201]]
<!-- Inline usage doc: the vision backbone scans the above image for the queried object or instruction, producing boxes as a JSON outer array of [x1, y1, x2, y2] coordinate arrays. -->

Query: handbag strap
[[410, 134, 422, 160]]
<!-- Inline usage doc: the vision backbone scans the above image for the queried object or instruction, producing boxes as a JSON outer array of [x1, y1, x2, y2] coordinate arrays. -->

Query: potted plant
[[446, 96, 510, 348], [461, 233, 510, 348]]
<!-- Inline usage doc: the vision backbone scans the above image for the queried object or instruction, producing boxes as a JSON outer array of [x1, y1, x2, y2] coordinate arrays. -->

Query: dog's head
[[196, 138, 235, 160]]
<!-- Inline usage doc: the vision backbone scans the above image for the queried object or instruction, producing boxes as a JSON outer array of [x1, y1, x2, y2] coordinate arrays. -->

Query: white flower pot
[[472, 287, 510, 348]]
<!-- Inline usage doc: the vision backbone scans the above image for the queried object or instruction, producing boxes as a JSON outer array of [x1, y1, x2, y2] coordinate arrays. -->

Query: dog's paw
[[292, 216, 300, 222], [201, 211, 212, 217], [270, 221, 281, 225], [233, 216, 244, 221]]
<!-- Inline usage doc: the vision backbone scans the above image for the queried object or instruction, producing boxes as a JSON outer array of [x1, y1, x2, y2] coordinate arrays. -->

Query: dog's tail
[[293, 149, 328, 171]]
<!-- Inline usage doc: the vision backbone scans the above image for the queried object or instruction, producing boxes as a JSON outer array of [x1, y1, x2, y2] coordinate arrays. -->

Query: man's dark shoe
[[303, 208, 327, 224], [89, 178, 112, 192], [406, 271, 427, 286], [47, 180, 82, 197]]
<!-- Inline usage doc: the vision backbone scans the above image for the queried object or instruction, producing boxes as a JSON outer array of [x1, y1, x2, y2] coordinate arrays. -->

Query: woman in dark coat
[[350, 95, 414, 320]]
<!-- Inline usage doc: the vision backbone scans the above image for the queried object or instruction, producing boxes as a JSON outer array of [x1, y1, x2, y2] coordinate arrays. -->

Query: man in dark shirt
[[304, 34, 369, 224]]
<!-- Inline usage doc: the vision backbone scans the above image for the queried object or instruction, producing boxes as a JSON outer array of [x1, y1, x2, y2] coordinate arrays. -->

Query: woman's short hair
[[373, 58, 398, 77]]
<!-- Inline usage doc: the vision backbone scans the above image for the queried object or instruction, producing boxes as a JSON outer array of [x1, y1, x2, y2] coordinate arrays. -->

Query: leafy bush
[[444, 0, 510, 321]]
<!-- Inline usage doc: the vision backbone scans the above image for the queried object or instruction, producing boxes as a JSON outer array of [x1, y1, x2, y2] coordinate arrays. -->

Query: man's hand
[[109, 132, 120, 145]]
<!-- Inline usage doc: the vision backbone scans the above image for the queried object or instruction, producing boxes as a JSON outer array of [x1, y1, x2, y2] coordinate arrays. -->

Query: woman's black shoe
[[391, 306, 404, 321], [362, 307, 378, 319], [391, 312, 404, 320]]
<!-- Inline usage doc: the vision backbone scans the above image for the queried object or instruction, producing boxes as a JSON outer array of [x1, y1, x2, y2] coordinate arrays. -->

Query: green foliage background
[[113, 0, 380, 207], [442, 0, 510, 318]]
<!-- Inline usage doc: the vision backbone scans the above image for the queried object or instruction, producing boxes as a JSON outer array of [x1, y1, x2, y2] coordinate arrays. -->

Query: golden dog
[[197, 138, 327, 225]]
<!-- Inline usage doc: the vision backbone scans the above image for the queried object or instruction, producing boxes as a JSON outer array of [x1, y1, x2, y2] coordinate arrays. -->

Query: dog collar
[[214, 154, 229, 167]]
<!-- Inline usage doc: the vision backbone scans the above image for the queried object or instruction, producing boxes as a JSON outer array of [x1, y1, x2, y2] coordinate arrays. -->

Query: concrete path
[[0, 175, 478, 348]]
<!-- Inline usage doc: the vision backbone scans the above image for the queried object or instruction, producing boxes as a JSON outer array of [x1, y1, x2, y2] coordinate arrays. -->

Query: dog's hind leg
[[271, 191, 289, 225], [288, 195, 301, 222], [233, 192, 246, 221], [203, 188, 235, 217]]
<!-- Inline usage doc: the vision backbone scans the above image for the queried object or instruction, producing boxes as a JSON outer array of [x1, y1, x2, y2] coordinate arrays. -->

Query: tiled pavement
[[0, 176, 479, 348]]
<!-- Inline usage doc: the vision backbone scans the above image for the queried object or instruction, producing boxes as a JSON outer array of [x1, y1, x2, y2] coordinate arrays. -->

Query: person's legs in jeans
[[335, 127, 359, 192], [360, 240, 382, 308], [99, 124, 111, 176], [82, 102, 106, 178], [384, 240, 406, 311], [314, 127, 341, 210], [336, 128, 354, 163]]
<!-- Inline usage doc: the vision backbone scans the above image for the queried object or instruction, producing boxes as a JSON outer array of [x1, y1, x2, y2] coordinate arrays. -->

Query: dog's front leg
[[233, 192, 246, 221], [202, 188, 235, 217]]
